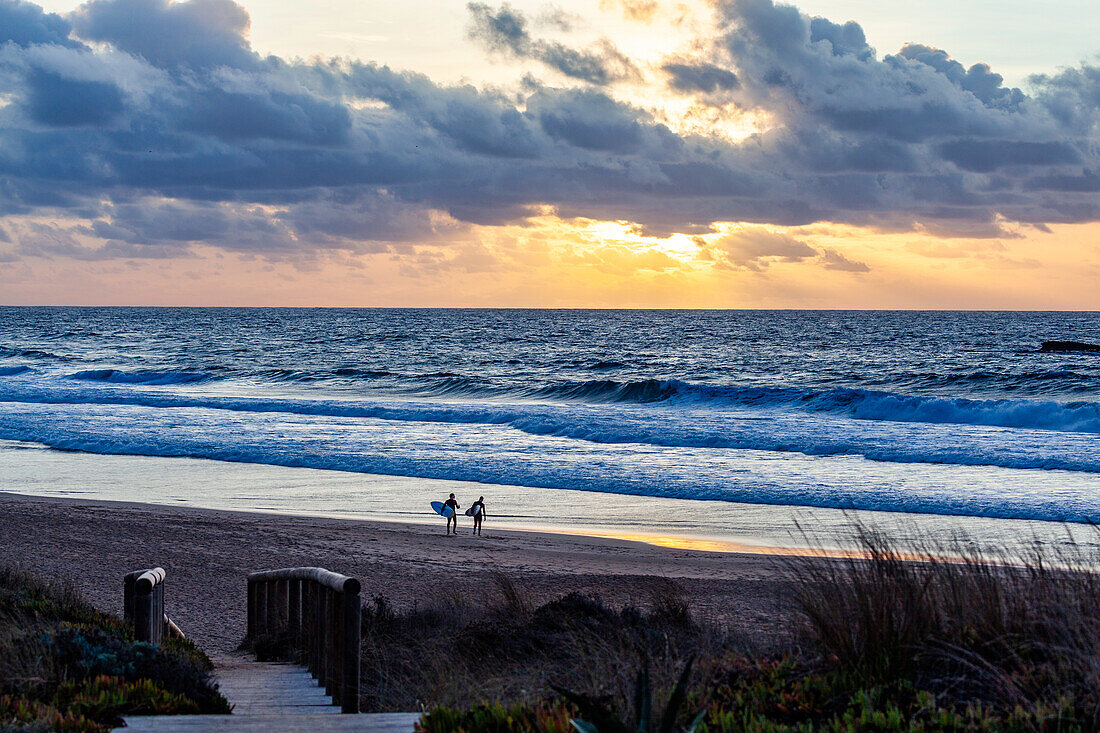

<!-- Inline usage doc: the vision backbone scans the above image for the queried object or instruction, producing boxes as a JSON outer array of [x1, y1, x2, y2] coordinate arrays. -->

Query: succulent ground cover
[[0, 566, 229, 732]]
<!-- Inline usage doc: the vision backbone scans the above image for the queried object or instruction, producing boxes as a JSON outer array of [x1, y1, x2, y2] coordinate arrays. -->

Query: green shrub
[[0, 565, 230, 732], [47, 625, 229, 714]]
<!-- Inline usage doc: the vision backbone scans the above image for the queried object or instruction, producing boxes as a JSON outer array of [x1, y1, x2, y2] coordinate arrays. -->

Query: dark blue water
[[1, 308, 1098, 521]]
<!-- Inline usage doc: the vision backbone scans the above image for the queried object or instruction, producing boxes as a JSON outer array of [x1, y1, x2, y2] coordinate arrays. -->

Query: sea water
[[1, 308, 1098, 548]]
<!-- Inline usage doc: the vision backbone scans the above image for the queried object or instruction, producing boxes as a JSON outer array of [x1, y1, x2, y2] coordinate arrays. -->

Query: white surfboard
[[464, 505, 482, 516], [431, 500, 454, 518]]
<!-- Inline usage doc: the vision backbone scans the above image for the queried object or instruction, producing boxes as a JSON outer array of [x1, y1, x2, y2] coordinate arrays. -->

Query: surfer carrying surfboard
[[469, 496, 486, 536], [444, 493, 460, 535]]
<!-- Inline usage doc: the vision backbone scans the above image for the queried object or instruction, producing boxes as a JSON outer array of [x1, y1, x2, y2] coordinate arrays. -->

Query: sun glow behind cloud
[[0, 0, 1098, 307]]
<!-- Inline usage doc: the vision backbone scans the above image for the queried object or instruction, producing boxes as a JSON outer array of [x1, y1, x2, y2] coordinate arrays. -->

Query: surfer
[[470, 496, 486, 536], [444, 493, 460, 535]]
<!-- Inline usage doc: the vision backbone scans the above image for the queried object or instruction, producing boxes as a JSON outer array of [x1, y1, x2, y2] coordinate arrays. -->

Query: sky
[[0, 0, 1098, 307]]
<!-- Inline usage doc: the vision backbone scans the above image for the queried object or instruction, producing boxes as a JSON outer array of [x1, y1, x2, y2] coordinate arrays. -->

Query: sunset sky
[[1, 0, 1098, 307]]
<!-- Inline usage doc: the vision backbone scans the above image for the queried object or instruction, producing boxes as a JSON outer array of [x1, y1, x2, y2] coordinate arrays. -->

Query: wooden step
[[119, 712, 421, 732], [113, 653, 419, 732]]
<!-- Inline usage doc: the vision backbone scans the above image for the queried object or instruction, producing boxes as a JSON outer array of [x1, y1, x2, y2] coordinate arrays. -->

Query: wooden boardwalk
[[119, 653, 420, 732]]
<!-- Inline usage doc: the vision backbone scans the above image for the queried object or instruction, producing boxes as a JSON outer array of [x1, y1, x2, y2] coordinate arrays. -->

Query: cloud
[[818, 247, 869, 272], [0, 0, 80, 48], [699, 228, 816, 270], [0, 0, 1095, 270], [662, 61, 739, 94], [535, 5, 581, 32], [467, 2, 639, 85], [896, 44, 1022, 111], [70, 0, 257, 70], [598, 0, 659, 23], [23, 66, 125, 126]]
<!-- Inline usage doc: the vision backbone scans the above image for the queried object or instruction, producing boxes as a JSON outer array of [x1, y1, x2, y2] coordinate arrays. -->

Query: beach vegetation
[[0, 565, 229, 732], [359, 572, 721, 714], [414, 529, 1100, 732]]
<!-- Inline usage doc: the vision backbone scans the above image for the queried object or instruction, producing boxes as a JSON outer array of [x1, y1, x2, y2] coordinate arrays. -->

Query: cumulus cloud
[[70, 0, 257, 70], [0, 0, 1095, 268], [0, 1, 75, 49]]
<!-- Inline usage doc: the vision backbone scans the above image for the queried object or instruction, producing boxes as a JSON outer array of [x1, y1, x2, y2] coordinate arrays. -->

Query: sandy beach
[[0, 491, 797, 654]]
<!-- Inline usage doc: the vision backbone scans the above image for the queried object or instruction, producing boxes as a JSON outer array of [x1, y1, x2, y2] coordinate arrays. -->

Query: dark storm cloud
[[24, 68, 125, 126], [937, 140, 1081, 172], [467, 2, 639, 85], [0, 0, 1097, 263], [178, 88, 351, 145]]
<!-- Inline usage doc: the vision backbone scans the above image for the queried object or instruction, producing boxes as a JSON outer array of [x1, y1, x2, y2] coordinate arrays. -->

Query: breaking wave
[[68, 369, 217, 385]]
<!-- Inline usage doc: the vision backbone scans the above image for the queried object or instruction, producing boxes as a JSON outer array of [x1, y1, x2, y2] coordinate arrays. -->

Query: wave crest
[[68, 369, 215, 385]]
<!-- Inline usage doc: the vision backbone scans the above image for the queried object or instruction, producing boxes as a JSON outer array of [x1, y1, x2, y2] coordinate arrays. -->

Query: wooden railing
[[246, 567, 362, 714], [123, 567, 168, 644]]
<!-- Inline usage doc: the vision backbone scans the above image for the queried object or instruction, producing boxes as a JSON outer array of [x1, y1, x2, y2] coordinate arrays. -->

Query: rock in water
[[1040, 340, 1100, 352]]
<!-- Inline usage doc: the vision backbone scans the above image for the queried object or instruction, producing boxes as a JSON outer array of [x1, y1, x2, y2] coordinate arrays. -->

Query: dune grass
[[358, 571, 727, 713], [416, 527, 1100, 732], [0, 565, 229, 732]]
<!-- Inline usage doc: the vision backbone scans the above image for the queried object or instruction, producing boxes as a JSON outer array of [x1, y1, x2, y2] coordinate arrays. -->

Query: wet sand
[[0, 491, 799, 653]]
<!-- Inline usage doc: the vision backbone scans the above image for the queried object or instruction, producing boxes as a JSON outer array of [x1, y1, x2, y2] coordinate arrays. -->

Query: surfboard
[[464, 505, 482, 516], [431, 500, 454, 518]]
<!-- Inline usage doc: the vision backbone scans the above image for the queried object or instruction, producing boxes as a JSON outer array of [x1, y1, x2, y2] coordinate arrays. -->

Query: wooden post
[[316, 581, 323, 686], [124, 572, 137, 625], [256, 581, 269, 636], [125, 569, 166, 645], [305, 581, 316, 676], [134, 584, 153, 642], [266, 580, 278, 636], [341, 580, 361, 713], [153, 584, 165, 644], [332, 589, 344, 707], [288, 579, 301, 637], [247, 580, 256, 639], [324, 587, 336, 697], [274, 579, 289, 633], [314, 581, 321, 677]]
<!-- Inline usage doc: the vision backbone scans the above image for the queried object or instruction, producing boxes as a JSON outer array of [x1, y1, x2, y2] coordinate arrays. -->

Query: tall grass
[[359, 574, 731, 713], [789, 523, 1100, 725], [419, 526, 1100, 732]]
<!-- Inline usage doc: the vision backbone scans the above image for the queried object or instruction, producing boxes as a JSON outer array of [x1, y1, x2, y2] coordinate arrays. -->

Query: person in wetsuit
[[444, 493, 460, 535], [470, 496, 486, 536]]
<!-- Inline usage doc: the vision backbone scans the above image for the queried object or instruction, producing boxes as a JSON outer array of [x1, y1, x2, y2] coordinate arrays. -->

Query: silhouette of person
[[444, 493, 460, 535], [470, 496, 486, 536]]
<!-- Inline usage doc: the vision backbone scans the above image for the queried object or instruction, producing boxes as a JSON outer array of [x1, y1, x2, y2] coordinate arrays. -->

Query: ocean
[[1, 307, 1099, 548]]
